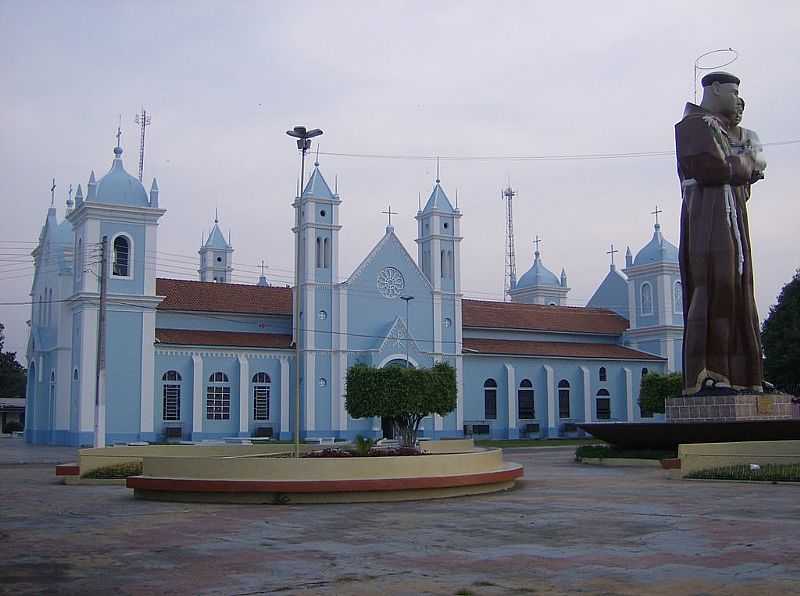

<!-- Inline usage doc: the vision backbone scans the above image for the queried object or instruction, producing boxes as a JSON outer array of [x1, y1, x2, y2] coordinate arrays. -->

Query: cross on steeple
[[533, 235, 542, 254], [435, 156, 440, 184], [382, 204, 398, 227], [260, 260, 268, 276], [68, 184, 73, 203], [607, 243, 619, 267], [115, 123, 122, 148], [50, 178, 56, 206], [652, 205, 662, 226]]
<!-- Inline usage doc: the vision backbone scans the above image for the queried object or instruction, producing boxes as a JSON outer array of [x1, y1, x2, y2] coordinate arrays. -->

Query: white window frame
[[673, 280, 683, 314], [640, 281, 653, 315], [162, 371, 182, 421], [252, 372, 271, 421], [110, 232, 134, 280], [206, 372, 231, 420]]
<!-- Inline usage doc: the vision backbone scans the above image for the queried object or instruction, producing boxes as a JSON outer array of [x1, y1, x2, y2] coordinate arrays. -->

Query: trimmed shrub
[[81, 461, 143, 479], [303, 448, 353, 458], [639, 372, 683, 415], [353, 434, 374, 457], [345, 362, 457, 448], [575, 445, 676, 462], [687, 463, 800, 482]]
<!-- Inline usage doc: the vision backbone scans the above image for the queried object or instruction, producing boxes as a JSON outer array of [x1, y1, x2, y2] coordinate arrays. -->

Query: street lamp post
[[286, 126, 323, 458], [400, 296, 414, 368]]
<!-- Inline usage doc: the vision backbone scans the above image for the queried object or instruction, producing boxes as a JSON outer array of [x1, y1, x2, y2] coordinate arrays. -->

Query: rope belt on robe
[[681, 178, 745, 276]]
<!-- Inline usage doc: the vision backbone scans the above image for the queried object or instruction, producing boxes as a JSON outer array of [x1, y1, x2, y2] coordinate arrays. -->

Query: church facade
[[24, 140, 680, 446]]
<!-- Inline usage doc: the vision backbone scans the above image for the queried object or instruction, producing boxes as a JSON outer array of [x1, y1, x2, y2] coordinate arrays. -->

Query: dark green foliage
[[81, 461, 143, 479], [574, 444, 676, 461], [638, 372, 683, 415], [345, 362, 457, 447], [353, 434, 374, 456], [687, 463, 800, 482], [0, 323, 27, 399], [762, 269, 800, 395]]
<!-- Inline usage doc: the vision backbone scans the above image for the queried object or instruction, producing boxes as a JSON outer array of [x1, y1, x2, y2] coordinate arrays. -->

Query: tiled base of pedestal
[[666, 393, 798, 423]]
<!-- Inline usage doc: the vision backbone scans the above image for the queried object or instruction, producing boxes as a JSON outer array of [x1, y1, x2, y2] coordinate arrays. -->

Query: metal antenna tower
[[502, 185, 517, 301], [134, 108, 152, 182]]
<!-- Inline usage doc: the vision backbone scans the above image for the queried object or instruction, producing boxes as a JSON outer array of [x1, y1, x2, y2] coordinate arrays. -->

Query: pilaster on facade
[[140, 310, 156, 435], [305, 352, 316, 432], [238, 356, 249, 434], [79, 312, 97, 433], [580, 366, 591, 422], [192, 354, 203, 434], [544, 365, 556, 433], [624, 367, 634, 421], [505, 363, 516, 433]]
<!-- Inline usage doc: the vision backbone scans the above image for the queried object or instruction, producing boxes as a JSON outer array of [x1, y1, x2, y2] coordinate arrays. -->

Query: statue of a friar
[[675, 71, 767, 395]]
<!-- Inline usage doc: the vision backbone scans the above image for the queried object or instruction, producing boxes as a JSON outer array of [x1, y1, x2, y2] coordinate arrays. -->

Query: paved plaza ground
[[1, 437, 799, 595]]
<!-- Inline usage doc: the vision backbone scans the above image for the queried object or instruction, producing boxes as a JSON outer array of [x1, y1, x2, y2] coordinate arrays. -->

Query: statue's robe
[[675, 103, 763, 394]]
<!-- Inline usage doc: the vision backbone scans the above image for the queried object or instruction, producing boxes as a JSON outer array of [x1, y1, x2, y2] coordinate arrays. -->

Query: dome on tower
[[516, 250, 560, 289], [94, 146, 149, 207], [633, 223, 678, 266]]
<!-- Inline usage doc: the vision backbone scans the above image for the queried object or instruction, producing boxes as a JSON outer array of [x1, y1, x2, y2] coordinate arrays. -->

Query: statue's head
[[731, 97, 745, 126], [700, 71, 741, 117]]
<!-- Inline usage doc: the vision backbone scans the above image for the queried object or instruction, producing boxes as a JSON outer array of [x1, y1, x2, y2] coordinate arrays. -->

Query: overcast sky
[[1, 1, 798, 359]]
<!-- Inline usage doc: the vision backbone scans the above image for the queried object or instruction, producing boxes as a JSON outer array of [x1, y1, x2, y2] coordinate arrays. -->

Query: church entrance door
[[381, 416, 396, 439]]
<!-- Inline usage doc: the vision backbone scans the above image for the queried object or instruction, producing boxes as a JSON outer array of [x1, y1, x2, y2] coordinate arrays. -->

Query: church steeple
[[198, 212, 234, 283]]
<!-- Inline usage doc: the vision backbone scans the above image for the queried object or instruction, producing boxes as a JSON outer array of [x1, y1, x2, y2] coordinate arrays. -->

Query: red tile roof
[[463, 338, 665, 361], [156, 278, 292, 316], [462, 299, 629, 335], [155, 328, 292, 350]]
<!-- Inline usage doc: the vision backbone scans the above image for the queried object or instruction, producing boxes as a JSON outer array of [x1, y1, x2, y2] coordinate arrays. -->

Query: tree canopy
[[762, 268, 800, 395], [345, 362, 457, 447], [0, 323, 27, 399]]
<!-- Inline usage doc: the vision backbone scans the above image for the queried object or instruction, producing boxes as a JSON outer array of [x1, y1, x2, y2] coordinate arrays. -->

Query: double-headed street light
[[286, 125, 323, 458]]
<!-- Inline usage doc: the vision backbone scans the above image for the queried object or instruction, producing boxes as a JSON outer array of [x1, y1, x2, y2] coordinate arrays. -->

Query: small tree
[[638, 372, 683, 415], [762, 269, 800, 395], [345, 362, 457, 448], [0, 323, 27, 399]]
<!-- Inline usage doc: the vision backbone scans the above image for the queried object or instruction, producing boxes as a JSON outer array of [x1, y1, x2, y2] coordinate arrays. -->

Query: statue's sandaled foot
[[694, 377, 738, 396]]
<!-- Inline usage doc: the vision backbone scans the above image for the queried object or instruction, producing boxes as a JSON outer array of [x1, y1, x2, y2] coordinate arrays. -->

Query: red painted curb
[[55, 463, 80, 476], [127, 466, 523, 494]]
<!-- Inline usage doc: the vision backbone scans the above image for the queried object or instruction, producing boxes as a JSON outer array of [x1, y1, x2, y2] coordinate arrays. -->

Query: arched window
[[162, 370, 182, 421], [112, 235, 131, 277], [252, 372, 271, 421], [640, 281, 653, 315], [440, 249, 447, 278], [206, 372, 231, 420], [641, 368, 649, 378], [518, 379, 535, 419], [315, 237, 321, 268], [483, 378, 497, 420], [558, 379, 571, 419], [599, 366, 607, 382], [72, 368, 79, 381], [596, 388, 611, 420], [323, 238, 330, 269], [673, 281, 683, 314]]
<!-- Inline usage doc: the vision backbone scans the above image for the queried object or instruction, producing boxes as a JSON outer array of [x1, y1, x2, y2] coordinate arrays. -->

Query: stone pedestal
[[665, 393, 799, 423]]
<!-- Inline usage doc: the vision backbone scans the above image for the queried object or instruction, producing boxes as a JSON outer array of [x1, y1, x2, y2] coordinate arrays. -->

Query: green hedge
[[639, 372, 683, 415], [345, 362, 456, 447], [575, 445, 676, 461], [81, 461, 143, 479], [686, 463, 800, 482]]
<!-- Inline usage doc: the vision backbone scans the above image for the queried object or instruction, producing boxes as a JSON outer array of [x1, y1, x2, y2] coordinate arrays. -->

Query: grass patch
[[575, 445, 676, 461], [686, 463, 800, 482], [81, 461, 143, 479], [476, 438, 602, 448]]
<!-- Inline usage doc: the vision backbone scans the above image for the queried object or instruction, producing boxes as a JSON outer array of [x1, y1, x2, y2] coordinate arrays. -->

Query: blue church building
[[25, 138, 680, 446]]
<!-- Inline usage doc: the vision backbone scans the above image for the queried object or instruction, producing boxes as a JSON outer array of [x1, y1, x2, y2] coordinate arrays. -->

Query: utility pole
[[285, 126, 323, 458], [94, 236, 108, 448]]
